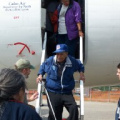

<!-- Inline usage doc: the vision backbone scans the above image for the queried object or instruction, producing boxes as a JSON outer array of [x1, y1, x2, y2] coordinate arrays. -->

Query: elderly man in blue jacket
[[36, 44, 85, 120]]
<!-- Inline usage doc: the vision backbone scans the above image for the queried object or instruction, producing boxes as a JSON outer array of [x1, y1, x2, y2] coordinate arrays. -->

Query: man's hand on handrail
[[79, 72, 85, 82], [36, 75, 43, 83]]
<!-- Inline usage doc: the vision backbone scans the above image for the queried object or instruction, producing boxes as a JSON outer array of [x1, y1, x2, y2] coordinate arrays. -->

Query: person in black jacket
[[45, 0, 59, 57], [0, 68, 42, 120]]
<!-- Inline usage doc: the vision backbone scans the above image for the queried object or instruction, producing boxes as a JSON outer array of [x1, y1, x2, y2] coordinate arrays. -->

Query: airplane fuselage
[[0, 0, 120, 88]]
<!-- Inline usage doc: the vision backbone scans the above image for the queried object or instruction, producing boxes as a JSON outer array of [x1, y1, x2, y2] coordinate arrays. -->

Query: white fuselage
[[0, 0, 120, 88], [0, 0, 42, 88]]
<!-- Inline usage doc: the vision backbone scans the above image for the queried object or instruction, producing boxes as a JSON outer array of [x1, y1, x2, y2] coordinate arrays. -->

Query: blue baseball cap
[[53, 44, 68, 53]]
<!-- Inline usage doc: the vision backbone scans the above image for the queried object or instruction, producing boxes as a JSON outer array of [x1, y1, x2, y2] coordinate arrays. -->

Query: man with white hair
[[37, 44, 85, 120]]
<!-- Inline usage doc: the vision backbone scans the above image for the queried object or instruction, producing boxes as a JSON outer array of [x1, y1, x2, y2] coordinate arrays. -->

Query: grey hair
[[0, 68, 26, 102]]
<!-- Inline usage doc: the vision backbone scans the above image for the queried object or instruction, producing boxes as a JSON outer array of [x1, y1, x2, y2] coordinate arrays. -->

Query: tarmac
[[29, 99, 117, 120]]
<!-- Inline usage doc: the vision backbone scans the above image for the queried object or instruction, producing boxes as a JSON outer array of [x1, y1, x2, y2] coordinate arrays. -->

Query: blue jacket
[[38, 55, 84, 93], [1, 101, 42, 120]]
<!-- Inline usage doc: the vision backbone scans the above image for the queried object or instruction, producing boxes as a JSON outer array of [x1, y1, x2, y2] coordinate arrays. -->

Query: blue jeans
[[57, 34, 79, 57]]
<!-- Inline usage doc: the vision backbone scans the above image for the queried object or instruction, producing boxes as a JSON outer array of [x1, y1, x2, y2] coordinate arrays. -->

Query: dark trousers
[[47, 91, 78, 120], [57, 34, 79, 57]]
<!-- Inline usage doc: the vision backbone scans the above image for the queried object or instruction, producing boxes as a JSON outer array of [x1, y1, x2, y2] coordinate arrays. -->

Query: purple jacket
[[58, 1, 82, 40]]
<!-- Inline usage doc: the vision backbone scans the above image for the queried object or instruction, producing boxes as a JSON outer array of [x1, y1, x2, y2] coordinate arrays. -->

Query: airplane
[[0, 0, 120, 88], [1, 0, 120, 119]]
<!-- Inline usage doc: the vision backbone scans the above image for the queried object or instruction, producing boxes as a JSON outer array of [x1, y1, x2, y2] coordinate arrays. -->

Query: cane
[[44, 88, 57, 120]]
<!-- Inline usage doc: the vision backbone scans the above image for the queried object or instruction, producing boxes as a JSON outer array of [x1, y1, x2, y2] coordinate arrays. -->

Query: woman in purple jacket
[[0, 68, 42, 120], [57, 0, 84, 57]]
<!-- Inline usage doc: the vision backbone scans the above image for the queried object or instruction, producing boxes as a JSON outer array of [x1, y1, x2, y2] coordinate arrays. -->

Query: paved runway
[[29, 100, 117, 120]]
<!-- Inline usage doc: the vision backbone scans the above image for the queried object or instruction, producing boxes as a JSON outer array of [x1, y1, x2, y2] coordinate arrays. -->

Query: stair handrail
[[35, 32, 47, 115], [79, 36, 84, 120]]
